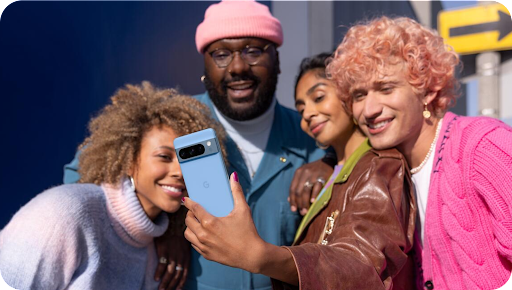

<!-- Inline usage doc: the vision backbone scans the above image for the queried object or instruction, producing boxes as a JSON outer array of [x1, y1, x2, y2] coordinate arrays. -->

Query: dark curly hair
[[78, 81, 227, 185]]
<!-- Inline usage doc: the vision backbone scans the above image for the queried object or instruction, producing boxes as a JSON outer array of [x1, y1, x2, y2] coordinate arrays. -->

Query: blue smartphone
[[174, 128, 234, 217]]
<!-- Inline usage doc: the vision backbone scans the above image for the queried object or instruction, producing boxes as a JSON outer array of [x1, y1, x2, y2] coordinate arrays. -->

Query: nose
[[302, 103, 318, 122], [170, 162, 184, 180], [362, 91, 383, 119], [226, 51, 250, 75]]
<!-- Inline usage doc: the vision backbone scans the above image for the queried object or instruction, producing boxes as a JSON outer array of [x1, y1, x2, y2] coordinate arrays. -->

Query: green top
[[293, 139, 372, 243]]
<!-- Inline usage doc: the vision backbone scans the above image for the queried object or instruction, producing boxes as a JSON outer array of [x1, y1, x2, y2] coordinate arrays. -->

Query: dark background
[[0, 1, 224, 227]]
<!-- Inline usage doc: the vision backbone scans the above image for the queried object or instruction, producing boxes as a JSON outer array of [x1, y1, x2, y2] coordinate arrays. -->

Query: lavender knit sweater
[[0, 178, 168, 289], [422, 112, 512, 289]]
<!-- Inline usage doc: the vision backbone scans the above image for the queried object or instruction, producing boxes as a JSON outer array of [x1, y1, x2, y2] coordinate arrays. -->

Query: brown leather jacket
[[273, 142, 417, 290]]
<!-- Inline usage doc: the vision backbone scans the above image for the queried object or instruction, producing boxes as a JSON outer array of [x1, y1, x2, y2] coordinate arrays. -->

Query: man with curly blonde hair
[[328, 16, 512, 290]]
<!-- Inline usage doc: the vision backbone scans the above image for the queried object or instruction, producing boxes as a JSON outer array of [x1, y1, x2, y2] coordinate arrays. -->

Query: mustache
[[221, 75, 260, 90]]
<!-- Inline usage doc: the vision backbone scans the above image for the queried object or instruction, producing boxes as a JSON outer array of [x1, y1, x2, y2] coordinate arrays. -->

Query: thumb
[[183, 195, 209, 220], [230, 172, 246, 208]]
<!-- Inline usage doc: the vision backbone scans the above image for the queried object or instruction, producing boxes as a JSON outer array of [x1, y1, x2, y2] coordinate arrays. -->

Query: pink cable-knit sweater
[[422, 112, 512, 289]]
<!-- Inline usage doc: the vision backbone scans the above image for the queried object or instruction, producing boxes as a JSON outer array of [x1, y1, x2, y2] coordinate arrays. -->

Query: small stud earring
[[200, 75, 205, 83], [423, 102, 431, 119]]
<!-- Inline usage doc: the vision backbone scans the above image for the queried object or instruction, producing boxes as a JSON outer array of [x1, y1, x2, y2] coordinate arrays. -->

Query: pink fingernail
[[181, 197, 185, 202], [233, 171, 239, 182]]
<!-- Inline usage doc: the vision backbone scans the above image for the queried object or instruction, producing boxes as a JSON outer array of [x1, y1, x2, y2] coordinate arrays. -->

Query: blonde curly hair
[[78, 81, 227, 185], [328, 16, 460, 117]]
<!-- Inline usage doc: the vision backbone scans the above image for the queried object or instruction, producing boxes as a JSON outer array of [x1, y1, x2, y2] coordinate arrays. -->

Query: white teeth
[[161, 185, 183, 193], [229, 84, 252, 90], [369, 120, 390, 129]]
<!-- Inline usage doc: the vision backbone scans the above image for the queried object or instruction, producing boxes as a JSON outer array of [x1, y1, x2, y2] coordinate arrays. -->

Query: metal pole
[[476, 51, 500, 118]]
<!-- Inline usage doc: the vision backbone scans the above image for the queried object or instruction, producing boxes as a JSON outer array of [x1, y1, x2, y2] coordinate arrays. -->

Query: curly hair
[[78, 81, 227, 185], [327, 16, 461, 116]]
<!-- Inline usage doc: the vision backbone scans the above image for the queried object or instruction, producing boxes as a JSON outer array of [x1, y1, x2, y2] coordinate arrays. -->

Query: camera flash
[[206, 141, 211, 147]]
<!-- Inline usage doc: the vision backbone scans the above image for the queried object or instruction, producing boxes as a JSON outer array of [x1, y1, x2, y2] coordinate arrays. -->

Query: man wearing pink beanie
[[185, 1, 334, 289], [61, 1, 334, 289]]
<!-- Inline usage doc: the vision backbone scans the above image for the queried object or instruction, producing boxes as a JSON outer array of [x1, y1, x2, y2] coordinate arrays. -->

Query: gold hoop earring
[[352, 117, 358, 126], [200, 75, 205, 83], [423, 102, 431, 119]]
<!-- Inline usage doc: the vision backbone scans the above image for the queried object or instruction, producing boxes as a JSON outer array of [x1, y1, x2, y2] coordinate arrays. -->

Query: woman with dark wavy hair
[[181, 53, 417, 290], [0, 81, 226, 290]]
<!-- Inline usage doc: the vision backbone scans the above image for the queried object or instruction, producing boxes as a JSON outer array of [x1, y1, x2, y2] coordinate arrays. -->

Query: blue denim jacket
[[63, 92, 324, 290]]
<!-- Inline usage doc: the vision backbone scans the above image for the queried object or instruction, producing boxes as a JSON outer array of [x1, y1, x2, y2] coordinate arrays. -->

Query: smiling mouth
[[227, 89, 254, 101], [310, 121, 326, 135], [160, 185, 183, 193], [227, 81, 254, 90], [368, 119, 392, 130]]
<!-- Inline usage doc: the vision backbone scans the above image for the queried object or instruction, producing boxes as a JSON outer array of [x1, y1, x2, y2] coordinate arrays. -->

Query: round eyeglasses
[[208, 44, 273, 68]]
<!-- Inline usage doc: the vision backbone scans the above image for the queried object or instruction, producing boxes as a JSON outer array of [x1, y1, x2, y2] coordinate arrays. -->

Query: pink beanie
[[195, 0, 283, 53]]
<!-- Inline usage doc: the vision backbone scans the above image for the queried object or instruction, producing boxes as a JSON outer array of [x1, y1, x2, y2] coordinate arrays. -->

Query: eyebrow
[[306, 82, 328, 95], [349, 80, 400, 94], [295, 82, 328, 106], [157, 146, 175, 151], [374, 80, 400, 88]]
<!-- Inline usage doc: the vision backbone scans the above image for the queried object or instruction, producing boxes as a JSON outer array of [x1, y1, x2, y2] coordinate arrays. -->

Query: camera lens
[[198, 144, 205, 154], [180, 144, 206, 159]]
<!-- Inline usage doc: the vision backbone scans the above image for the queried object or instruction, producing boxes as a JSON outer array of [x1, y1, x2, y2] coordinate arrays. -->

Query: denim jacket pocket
[[279, 202, 301, 246]]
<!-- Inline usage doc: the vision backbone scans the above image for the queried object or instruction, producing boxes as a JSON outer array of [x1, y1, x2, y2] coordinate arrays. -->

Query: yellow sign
[[438, 3, 512, 54]]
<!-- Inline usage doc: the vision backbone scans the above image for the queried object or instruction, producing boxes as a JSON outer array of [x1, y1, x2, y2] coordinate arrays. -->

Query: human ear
[[275, 50, 281, 75], [422, 90, 438, 119], [423, 90, 438, 105], [126, 161, 138, 178]]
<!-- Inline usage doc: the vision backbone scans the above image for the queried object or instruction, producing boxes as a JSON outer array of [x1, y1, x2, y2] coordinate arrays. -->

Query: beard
[[204, 63, 279, 121]]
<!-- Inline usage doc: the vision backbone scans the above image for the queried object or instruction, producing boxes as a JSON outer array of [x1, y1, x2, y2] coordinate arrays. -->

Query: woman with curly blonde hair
[[0, 81, 226, 290], [329, 16, 512, 290]]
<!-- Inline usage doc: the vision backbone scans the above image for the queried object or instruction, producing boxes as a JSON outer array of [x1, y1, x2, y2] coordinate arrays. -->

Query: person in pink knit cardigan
[[327, 16, 512, 290]]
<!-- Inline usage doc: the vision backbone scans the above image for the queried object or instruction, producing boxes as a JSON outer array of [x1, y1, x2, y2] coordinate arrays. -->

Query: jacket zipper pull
[[318, 210, 340, 245]]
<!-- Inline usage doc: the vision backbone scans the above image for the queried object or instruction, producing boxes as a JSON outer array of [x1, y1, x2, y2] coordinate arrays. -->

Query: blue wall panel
[[0, 1, 215, 227]]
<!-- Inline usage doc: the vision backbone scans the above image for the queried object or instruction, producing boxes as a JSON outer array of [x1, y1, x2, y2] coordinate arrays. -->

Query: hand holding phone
[[174, 128, 234, 217]]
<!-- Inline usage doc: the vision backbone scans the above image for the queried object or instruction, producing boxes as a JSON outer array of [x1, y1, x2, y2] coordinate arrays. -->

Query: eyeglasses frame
[[207, 43, 273, 68]]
